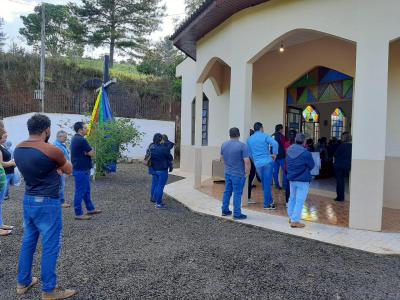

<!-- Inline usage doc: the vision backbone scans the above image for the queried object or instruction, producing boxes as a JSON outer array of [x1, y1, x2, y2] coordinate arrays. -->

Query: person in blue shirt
[[54, 130, 71, 208], [70, 122, 102, 220], [286, 133, 315, 228], [247, 122, 279, 209], [149, 133, 173, 209], [220, 127, 251, 219]]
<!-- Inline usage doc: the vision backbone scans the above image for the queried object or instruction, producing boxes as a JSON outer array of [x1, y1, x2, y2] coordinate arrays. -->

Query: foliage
[[137, 37, 184, 79], [70, 0, 166, 67], [0, 18, 5, 50], [185, 0, 205, 15], [19, 3, 86, 57], [86, 118, 142, 176]]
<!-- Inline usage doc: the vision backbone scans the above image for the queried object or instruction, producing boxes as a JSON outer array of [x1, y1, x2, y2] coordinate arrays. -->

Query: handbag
[[0, 166, 6, 191], [143, 144, 153, 167]]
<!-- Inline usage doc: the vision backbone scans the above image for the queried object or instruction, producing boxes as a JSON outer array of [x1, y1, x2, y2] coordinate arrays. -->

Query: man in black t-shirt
[[70, 122, 101, 220], [14, 114, 76, 299]]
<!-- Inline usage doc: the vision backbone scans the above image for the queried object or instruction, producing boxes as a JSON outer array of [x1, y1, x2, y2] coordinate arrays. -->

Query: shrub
[[86, 118, 143, 177]]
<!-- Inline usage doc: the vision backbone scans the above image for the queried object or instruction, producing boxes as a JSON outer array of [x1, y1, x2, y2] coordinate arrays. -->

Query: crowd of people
[[219, 122, 352, 228], [0, 114, 104, 299]]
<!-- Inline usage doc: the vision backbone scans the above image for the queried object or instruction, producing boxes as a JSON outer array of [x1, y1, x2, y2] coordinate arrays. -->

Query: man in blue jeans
[[14, 114, 76, 299], [70, 122, 102, 220], [272, 124, 287, 190], [286, 133, 315, 228], [220, 127, 251, 219], [247, 122, 279, 209], [54, 130, 71, 208]]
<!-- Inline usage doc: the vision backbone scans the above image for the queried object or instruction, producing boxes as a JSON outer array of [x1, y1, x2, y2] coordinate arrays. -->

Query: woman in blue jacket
[[149, 133, 173, 209], [286, 133, 315, 228]]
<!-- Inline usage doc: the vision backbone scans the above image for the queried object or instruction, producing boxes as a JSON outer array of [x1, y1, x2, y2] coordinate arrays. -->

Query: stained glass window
[[302, 105, 319, 122], [331, 108, 346, 139]]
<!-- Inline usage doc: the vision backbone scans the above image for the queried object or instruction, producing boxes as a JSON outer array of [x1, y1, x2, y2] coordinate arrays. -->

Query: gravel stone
[[0, 162, 400, 299]]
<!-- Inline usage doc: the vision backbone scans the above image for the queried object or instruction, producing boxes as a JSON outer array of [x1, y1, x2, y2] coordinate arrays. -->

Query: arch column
[[349, 38, 389, 231], [229, 62, 253, 204]]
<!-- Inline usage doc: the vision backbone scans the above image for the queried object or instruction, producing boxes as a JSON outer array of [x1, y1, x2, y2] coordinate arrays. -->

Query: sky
[[1, 0, 187, 58]]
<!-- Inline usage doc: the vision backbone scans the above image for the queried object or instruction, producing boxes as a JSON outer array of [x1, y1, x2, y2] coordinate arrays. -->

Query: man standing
[[286, 133, 315, 228], [14, 114, 76, 299], [334, 132, 352, 201], [54, 130, 71, 208], [70, 122, 101, 220], [221, 128, 251, 220], [247, 122, 279, 210], [272, 124, 287, 190]]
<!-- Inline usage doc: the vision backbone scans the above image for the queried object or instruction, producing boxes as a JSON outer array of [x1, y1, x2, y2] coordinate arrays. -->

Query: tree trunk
[[110, 37, 115, 68]]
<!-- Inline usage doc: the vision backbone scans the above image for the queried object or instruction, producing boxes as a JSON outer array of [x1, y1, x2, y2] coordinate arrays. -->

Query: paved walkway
[[165, 170, 400, 255], [1, 164, 400, 299]]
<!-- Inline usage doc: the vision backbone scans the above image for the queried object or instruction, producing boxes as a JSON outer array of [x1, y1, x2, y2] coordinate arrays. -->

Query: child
[[161, 134, 174, 172]]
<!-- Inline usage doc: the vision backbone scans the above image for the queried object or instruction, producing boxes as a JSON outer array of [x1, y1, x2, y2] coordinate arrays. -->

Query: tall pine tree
[[71, 0, 165, 67], [185, 0, 205, 15], [0, 18, 6, 51]]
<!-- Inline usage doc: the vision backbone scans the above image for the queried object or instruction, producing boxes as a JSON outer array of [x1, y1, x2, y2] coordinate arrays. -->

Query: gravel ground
[[1, 162, 400, 300]]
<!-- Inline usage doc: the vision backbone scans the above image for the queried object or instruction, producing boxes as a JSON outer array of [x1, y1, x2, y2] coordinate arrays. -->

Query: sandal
[[1, 225, 14, 230], [0, 229, 12, 236]]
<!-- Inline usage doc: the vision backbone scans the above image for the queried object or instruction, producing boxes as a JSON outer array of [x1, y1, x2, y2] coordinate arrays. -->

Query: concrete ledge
[[166, 169, 400, 255]]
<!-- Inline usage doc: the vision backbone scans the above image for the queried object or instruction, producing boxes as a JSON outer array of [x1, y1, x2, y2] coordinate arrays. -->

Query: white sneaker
[[247, 199, 257, 204]]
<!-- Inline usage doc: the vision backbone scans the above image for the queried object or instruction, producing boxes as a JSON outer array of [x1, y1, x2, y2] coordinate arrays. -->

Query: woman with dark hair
[[0, 131, 15, 201], [0, 127, 14, 236], [149, 133, 173, 209]]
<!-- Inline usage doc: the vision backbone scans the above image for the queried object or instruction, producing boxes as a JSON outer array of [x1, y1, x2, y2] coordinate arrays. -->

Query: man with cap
[[286, 133, 315, 228]]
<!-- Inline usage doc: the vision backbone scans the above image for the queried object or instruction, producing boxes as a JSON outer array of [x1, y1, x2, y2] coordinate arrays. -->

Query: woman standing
[[0, 131, 15, 200], [0, 127, 13, 236], [149, 133, 173, 209]]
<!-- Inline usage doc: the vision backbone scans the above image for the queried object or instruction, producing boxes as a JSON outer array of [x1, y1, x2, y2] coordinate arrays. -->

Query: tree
[[71, 0, 165, 67], [19, 4, 86, 57], [0, 18, 6, 51], [185, 0, 205, 15], [137, 37, 184, 78]]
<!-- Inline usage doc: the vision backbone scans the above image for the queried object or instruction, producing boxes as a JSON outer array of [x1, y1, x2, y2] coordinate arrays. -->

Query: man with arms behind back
[[14, 114, 76, 299]]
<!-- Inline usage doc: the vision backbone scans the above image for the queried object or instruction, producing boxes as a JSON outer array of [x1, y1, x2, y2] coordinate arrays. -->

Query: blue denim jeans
[[152, 170, 168, 205], [256, 162, 274, 207], [287, 181, 310, 223], [222, 174, 245, 217], [60, 175, 66, 204], [17, 195, 62, 292], [3, 173, 14, 198], [0, 184, 5, 226], [273, 159, 287, 189], [73, 170, 95, 216]]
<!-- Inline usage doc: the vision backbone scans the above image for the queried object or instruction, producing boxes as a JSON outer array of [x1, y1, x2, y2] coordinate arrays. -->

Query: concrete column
[[229, 62, 253, 143], [229, 62, 253, 205], [349, 38, 389, 231], [194, 83, 204, 187]]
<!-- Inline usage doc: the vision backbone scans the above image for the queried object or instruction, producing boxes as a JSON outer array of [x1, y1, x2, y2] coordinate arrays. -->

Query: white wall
[[2, 113, 175, 159]]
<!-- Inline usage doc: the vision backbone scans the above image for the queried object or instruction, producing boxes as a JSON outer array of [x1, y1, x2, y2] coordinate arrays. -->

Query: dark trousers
[[335, 166, 349, 201], [248, 162, 256, 199]]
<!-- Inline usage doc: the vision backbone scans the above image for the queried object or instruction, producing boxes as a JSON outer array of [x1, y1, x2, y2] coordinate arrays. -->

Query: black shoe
[[222, 210, 232, 216], [334, 197, 344, 202], [264, 203, 277, 210], [150, 198, 155, 203], [233, 214, 247, 220]]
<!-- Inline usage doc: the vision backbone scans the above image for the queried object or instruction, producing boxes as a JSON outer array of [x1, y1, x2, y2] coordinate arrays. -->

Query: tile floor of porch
[[198, 179, 400, 232]]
